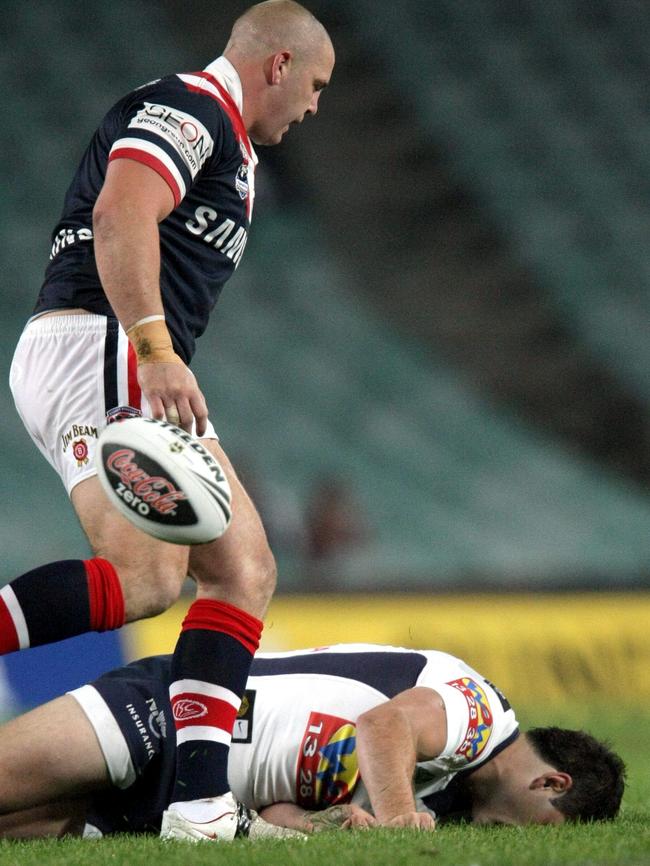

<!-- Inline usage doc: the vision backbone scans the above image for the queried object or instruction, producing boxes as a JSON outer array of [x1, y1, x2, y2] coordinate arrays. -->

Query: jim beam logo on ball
[[102, 445, 197, 525]]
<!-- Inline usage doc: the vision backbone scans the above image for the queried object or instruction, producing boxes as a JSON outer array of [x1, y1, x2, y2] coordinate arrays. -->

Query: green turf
[[2, 820, 649, 866], [1, 703, 648, 866]]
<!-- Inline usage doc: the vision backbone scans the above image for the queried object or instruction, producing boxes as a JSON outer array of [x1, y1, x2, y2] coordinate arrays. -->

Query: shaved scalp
[[225, 0, 331, 63]]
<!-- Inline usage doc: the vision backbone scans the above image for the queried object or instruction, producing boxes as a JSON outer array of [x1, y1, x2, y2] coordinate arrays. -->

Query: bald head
[[223, 1, 334, 146], [225, 1, 332, 65]]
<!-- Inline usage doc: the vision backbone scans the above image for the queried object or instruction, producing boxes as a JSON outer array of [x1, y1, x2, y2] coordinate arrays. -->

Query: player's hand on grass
[[382, 811, 436, 831], [343, 804, 377, 830], [138, 361, 209, 436]]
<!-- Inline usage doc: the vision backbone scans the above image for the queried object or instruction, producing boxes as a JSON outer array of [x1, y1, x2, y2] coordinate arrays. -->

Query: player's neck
[[468, 734, 526, 800], [471, 734, 551, 802]]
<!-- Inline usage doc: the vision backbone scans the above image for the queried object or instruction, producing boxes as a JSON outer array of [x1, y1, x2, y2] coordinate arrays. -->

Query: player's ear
[[530, 772, 573, 793], [266, 51, 292, 85]]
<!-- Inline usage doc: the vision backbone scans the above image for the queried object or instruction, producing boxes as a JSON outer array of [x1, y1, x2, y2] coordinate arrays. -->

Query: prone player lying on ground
[[0, 643, 625, 839]]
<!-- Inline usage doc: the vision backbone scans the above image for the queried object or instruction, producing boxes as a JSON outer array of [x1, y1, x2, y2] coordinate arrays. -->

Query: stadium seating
[[196, 209, 650, 587], [345, 0, 650, 404], [4, 0, 650, 592]]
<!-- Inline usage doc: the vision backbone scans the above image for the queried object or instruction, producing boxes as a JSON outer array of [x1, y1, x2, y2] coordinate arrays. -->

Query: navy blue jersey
[[75, 645, 518, 835], [34, 58, 256, 364]]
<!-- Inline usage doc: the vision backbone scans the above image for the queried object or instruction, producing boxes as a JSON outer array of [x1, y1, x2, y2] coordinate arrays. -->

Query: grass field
[[0, 703, 648, 866]]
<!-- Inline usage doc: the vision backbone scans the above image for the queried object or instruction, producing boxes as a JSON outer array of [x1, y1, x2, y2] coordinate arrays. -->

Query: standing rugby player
[[7, 0, 334, 843]]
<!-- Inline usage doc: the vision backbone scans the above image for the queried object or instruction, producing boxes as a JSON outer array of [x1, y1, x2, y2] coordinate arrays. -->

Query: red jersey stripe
[[182, 72, 253, 161], [127, 342, 141, 409], [109, 148, 182, 208]]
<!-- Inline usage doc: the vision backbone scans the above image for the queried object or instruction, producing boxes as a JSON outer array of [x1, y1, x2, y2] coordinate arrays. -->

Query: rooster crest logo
[[172, 699, 208, 721]]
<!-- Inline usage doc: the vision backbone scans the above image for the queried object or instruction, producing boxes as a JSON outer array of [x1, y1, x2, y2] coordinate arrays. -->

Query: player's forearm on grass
[[258, 803, 375, 833], [257, 802, 311, 831], [356, 705, 419, 822]]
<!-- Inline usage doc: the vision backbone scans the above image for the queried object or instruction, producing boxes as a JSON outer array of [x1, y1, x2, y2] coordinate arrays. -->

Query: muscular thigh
[[188, 439, 275, 618], [0, 695, 109, 814], [74, 443, 274, 619], [72, 475, 189, 620]]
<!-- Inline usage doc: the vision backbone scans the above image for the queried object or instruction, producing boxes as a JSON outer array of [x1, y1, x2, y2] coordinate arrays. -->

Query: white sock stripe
[[0, 585, 29, 649], [175, 725, 233, 746], [169, 679, 241, 709]]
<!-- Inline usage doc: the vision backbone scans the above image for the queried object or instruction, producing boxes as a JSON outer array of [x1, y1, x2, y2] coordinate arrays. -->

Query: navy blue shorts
[[70, 655, 176, 835]]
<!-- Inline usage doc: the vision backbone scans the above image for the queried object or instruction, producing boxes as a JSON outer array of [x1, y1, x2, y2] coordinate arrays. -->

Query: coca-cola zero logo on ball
[[102, 444, 198, 526]]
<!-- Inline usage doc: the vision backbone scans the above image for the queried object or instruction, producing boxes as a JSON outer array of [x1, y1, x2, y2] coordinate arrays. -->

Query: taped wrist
[[126, 318, 182, 365]]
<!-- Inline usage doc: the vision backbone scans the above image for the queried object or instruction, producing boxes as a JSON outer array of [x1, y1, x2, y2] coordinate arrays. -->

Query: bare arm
[[258, 802, 376, 833], [93, 159, 173, 325], [356, 687, 448, 831], [93, 159, 208, 434]]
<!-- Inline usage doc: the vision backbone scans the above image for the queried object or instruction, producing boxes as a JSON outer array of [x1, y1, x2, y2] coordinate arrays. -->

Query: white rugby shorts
[[10, 314, 217, 495]]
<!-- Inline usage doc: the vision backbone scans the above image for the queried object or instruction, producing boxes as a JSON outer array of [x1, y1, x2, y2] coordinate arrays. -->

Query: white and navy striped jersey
[[78, 644, 518, 834], [35, 57, 257, 363], [231, 644, 518, 813]]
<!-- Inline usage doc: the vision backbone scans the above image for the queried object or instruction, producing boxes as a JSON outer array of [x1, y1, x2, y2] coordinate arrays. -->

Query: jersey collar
[[203, 57, 244, 115], [201, 56, 257, 166]]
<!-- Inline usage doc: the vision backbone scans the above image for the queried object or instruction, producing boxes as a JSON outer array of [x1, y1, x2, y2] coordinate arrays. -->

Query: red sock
[[169, 599, 263, 803], [0, 558, 125, 655], [84, 558, 125, 631]]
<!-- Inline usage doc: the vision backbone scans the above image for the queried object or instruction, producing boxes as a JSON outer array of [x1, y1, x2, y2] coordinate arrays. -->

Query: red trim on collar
[[186, 70, 253, 161]]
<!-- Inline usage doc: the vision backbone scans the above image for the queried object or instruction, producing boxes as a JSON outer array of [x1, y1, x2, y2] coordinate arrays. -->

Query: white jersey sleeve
[[226, 645, 518, 812], [412, 651, 519, 796]]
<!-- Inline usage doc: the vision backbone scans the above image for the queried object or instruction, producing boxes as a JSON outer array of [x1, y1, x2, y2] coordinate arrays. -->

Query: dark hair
[[526, 727, 626, 822]]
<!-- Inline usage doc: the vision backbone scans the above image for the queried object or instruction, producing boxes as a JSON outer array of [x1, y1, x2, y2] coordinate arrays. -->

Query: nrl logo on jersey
[[236, 141, 255, 202], [235, 161, 249, 199]]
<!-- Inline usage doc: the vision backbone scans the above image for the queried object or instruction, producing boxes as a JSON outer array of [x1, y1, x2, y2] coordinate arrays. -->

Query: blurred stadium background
[[1, 0, 650, 712]]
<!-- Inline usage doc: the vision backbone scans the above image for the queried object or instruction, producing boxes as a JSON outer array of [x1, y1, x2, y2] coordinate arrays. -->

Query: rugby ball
[[95, 417, 232, 544]]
